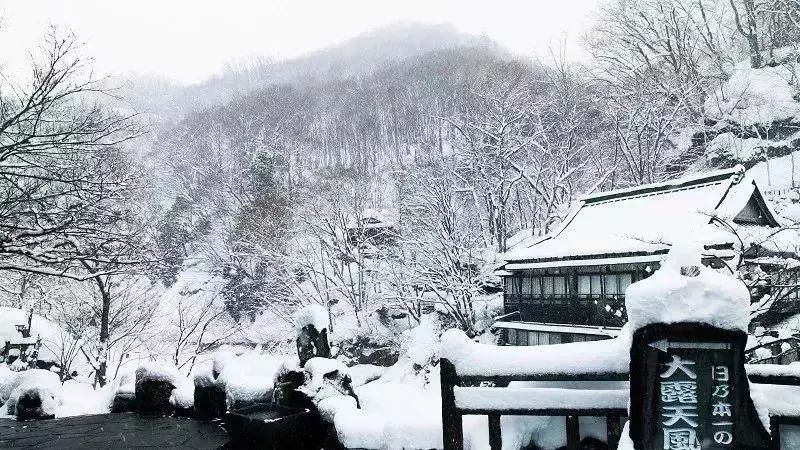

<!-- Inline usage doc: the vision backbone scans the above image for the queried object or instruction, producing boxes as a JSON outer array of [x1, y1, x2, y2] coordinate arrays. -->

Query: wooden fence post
[[488, 414, 502, 450], [607, 415, 622, 449], [770, 418, 780, 450], [440, 358, 463, 450], [566, 415, 580, 450]]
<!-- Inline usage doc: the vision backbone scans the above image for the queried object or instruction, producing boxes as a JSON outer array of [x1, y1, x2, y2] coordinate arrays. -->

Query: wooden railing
[[440, 359, 800, 450]]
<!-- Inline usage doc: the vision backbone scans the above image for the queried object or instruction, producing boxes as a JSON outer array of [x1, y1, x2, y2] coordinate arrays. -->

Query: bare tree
[[0, 28, 143, 279]]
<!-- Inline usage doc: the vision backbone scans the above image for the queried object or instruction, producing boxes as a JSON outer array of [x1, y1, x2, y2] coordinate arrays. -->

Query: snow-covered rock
[[217, 352, 292, 407], [0, 369, 62, 418], [135, 361, 182, 385]]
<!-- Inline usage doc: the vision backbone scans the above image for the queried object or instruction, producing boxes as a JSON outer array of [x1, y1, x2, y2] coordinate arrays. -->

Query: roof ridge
[[581, 167, 742, 204]]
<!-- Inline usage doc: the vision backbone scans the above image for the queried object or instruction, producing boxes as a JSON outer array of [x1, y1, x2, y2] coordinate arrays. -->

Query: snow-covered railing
[[439, 330, 630, 450], [439, 329, 800, 450]]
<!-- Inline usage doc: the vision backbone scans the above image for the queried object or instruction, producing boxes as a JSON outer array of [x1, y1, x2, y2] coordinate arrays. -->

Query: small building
[[345, 208, 398, 249], [496, 167, 782, 345]]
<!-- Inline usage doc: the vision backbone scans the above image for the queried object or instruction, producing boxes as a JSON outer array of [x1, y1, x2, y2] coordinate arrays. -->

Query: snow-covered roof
[[0, 307, 68, 365], [347, 208, 398, 230], [504, 167, 779, 266]]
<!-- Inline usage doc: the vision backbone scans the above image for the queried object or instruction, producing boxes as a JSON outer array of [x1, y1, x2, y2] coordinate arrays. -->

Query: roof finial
[[731, 164, 745, 184]]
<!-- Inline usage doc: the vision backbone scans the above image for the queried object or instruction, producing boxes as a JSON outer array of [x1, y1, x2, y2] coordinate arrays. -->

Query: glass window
[[549, 333, 562, 344], [528, 331, 539, 346], [531, 277, 542, 297], [619, 273, 633, 294], [507, 329, 517, 345], [518, 330, 528, 346], [604, 274, 619, 295], [543, 277, 554, 296], [578, 275, 591, 296], [591, 275, 602, 295], [554, 276, 566, 296], [521, 276, 531, 295]]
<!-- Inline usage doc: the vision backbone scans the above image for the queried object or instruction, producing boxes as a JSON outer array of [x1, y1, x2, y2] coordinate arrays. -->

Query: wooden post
[[770, 417, 780, 450], [607, 415, 621, 449], [488, 414, 502, 450], [566, 415, 580, 450], [440, 359, 463, 450]]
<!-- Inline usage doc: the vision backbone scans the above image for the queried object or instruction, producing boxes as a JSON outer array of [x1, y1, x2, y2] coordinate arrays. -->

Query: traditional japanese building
[[495, 167, 781, 346], [345, 208, 398, 248]]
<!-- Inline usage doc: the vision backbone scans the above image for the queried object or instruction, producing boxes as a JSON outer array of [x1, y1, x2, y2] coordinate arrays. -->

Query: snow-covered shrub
[[378, 315, 442, 386]]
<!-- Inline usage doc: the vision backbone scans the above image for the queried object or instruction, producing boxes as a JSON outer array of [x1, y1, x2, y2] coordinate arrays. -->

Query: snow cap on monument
[[625, 240, 750, 332], [294, 303, 330, 332]]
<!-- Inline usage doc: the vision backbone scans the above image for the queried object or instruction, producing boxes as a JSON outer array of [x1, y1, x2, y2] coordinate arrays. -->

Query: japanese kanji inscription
[[629, 323, 771, 450]]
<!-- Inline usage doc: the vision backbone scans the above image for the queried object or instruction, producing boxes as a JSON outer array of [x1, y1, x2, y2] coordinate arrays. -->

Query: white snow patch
[[217, 352, 291, 406], [705, 59, 800, 126], [454, 386, 628, 411], [57, 380, 113, 417], [440, 328, 629, 377], [317, 394, 357, 423], [294, 304, 330, 331], [135, 361, 181, 385], [170, 381, 195, 409], [625, 241, 750, 332]]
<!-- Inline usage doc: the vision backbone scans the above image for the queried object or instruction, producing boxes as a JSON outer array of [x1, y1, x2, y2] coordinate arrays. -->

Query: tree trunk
[[95, 277, 112, 387]]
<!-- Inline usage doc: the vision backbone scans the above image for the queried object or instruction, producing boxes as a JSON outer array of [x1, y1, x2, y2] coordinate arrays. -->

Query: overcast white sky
[[0, 0, 600, 85]]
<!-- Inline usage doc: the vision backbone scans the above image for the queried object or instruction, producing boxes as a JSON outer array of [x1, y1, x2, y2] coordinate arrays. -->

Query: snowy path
[[0, 414, 229, 449]]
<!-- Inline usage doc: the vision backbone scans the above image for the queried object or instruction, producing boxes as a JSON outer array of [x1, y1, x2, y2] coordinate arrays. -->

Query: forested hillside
[[2, 2, 800, 383]]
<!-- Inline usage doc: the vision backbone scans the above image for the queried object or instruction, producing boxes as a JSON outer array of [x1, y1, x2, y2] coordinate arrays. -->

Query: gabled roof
[[504, 167, 779, 265]]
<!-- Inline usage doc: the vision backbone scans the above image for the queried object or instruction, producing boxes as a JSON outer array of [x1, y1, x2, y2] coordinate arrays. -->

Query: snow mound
[[317, 394, 357, 422], [348, 364, 387, 387], [170, 382, 195, 409], [193, 369, 216, 388], [334, 381, 443, 450], [135, 362, 182, 385], [212, 348, 238, 377], [1, 369, 62, 417], [58, 380, 113, 417], [303, 357, 349, 390], [294, 304, 329, 331], [113, 371, 136, 395], [217, 352, 291, 406], [625, 241, 750, 332]]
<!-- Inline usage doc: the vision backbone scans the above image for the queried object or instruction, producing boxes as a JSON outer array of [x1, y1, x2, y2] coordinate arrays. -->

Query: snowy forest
[[2, 0, 800, 429]]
